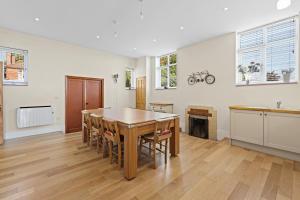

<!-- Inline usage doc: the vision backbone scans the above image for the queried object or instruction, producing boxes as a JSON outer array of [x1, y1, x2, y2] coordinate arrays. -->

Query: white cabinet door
[[230, 110, 264, 145], [264, 112, 300, 154]]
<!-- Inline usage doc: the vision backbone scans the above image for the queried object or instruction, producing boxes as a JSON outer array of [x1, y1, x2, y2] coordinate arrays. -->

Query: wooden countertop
[[229, 105, 300, 115], [150, 102, 173, 106]]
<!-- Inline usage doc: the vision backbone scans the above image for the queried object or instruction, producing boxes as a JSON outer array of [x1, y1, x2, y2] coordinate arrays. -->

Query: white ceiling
[[0, 0, 299, 58]]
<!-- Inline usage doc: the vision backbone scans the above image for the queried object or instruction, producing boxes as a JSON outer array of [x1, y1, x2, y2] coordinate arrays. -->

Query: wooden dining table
[[82, 107, 180, 180]]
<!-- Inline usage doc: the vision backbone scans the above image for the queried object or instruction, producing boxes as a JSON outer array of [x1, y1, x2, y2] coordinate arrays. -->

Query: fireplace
[[189, 115, 209, 139], [185, 106, 217, 140]]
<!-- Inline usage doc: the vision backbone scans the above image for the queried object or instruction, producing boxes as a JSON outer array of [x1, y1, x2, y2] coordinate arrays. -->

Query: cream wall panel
[[149, 32, 300, 139], [0, 28, 136, 138]]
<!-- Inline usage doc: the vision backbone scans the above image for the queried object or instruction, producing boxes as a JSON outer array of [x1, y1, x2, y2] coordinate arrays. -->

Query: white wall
[[149, 33, 300, 140], [0, 28, 136, 139]]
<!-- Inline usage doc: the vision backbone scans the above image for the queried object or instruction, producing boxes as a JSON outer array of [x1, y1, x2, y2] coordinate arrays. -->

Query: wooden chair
[[103, 119, 123, 169], [82, 111, 91, 145], [90, 114, 104, 153], [139, 118, 173, 169]]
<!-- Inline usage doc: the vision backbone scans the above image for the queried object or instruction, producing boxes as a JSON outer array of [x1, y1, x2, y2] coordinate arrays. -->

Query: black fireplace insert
[[189, 115, 209, 139]]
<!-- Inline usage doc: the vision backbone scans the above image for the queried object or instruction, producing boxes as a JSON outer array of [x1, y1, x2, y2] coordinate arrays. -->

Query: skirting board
[[181, 129, 228, 141], [4, 125, 64, 140], [231, 139, 300, 162], [217, 129, 228, 141]]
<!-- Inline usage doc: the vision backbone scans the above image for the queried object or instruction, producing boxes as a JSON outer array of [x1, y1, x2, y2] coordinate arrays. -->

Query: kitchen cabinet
[[230, 110, 264, 145], [230, 106, 300, 154], [264, 112, 300, 154]]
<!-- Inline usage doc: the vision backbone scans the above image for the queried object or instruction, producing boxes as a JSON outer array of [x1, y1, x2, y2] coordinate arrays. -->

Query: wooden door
[[65, 76, 104, 133], [85, 79, 103, 110], [136, 76, 146, 110], [230, 110, 264, 145], [0, 62, 3, 144], [264, 112, 300, 154], [65, 77, 85, 133]]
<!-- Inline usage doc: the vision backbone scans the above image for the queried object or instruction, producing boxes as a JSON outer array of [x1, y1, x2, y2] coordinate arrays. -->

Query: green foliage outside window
[[125, 70, 132, 88], [169, 65, 177, 87], [157, 53, 177, 88]]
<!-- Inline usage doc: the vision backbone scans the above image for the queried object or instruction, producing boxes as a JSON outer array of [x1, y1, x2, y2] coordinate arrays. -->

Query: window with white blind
[[237, 16, 299, 85]]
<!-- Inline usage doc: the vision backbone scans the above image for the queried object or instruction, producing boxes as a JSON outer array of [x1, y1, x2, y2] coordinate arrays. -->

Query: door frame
[[65, 75, 104, 133]]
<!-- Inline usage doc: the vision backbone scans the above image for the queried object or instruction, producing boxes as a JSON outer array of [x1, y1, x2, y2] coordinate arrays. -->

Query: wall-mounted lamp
[[112, 74, 119, 83]]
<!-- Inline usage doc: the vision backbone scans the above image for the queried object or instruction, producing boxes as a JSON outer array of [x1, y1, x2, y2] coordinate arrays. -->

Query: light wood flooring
[[0, 132, 299, 200]]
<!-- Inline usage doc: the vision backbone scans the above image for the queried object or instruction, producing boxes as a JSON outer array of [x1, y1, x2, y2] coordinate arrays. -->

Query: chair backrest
[[82, 111, 91, 128], [103, 119, 120, 142], [154, 118, 173, 141], [90, 114, 104, 133]]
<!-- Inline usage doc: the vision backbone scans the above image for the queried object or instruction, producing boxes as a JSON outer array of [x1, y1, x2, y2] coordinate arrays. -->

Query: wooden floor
[[0, 133, 299, 200]]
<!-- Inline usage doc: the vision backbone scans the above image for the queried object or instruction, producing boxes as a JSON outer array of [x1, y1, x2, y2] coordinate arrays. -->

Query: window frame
[[155, 53, 177, 89], [0, 47, 28, 86], [236, 16, 299, 86], [125, 68, 136, 90]]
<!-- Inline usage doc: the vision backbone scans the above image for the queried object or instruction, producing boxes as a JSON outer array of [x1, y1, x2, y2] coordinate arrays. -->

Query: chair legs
[[104, 139, 122, 168], [96, 135, 99, 153], [165, 140, 168, 164], [108, 141, 113, 164], [102, 138, 108, 158], [118, 143, 122, 169], [140, 138, 169, 169], [139, 137, 143, 159], [153, 142, 156, 169]]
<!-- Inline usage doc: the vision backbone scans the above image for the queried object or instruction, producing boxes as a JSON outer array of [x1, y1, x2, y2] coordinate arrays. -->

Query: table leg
[[170, 117, 180, 156], [124, 127, 138, 180]]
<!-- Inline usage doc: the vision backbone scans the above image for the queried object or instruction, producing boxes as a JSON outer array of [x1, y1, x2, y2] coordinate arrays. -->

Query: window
[[0, 47, 28, 86], [125, 68, 135, 89], [156, 53, 177, 89], [237, 16, 298, 85]]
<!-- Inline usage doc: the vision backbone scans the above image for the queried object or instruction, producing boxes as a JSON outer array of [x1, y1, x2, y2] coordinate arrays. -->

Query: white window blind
[[237, 16, 298, 85]]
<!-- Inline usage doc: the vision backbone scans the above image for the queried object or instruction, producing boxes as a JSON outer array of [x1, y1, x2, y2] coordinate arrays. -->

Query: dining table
[[82, 107, 180, 180]]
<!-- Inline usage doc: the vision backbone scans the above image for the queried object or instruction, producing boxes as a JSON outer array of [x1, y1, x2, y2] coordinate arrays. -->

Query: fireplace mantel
[[185, 105, 217, 140]]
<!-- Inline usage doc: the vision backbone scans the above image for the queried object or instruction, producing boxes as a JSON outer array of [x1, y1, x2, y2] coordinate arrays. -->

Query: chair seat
[[143, 130, 172, 141]]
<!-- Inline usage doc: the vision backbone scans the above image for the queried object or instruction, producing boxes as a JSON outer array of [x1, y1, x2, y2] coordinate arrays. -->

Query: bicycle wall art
[[187, 70, 216, 85]]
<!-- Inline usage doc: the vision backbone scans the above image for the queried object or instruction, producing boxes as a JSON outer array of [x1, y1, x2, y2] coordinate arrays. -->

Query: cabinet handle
[[264, 113, 267, 116], [260, 113, 263, 116]]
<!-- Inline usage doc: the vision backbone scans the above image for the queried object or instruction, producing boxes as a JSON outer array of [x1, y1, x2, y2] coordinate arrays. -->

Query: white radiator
[[17, 106, 54, 128]]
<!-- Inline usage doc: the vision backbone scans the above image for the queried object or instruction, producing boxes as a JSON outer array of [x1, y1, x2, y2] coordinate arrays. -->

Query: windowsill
[[155, 87, 177, 90], [236, 81, 298, 87], [4, 81, 28, 86], [125, 87, 136, 90]]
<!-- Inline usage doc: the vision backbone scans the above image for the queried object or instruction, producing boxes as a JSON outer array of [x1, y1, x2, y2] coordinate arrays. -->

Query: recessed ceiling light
[[34, 17, 40, 22], [114, 32, 118, 38], [180, 26, 184, 30], [224, 7, 229, 11], [153, 39, 157, 42], [96, 35, 100, 39], [133, 47, 137, 50], [277, 0, 291, 10]]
